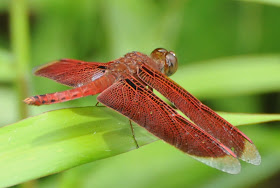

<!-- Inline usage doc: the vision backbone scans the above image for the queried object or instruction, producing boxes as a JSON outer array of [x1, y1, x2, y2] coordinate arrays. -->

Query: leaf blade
[[0, 107, 279, 187]]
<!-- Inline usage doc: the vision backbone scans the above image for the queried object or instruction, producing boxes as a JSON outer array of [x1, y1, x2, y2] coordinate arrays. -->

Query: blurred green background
[[0, 0, 280, 187]]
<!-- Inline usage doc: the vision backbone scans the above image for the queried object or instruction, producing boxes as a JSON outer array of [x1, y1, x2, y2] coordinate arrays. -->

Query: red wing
[[33, 59, 110, 87], [97, 76, 241, 174], [137, 65, 261, 165]]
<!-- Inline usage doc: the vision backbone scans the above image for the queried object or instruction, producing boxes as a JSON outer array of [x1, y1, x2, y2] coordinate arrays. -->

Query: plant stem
[[10, 0, 30, 119], [10, 1, 35, 186]]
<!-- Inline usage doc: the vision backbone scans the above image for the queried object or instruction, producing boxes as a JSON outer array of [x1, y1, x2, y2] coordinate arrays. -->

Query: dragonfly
[[24, 48, 261, 174]]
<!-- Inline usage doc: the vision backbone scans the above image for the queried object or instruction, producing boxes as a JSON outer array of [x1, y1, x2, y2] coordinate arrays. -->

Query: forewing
[[138, 64, 261, 165], [97, 76, 241, 174], [33, 59, 109, 87]]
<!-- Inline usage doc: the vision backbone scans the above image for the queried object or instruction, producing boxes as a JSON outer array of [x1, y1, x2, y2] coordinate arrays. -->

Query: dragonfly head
[[150, 48, 178, 76]]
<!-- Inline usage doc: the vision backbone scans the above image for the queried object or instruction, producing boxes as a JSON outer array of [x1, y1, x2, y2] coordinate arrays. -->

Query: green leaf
[[173, 55, 280, 99], [217, 112, 280, 126], [238, 0, 280, 7], [0, 106, 279, 187], [0, 107, 156, 187]]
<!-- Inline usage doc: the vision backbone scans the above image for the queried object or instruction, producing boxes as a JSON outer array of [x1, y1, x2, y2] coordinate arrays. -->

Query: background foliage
[[0, 0, 280, 187]]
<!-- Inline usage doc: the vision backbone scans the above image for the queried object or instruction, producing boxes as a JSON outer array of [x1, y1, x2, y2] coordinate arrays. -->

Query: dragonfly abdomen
[[24, 75, 116, 106]]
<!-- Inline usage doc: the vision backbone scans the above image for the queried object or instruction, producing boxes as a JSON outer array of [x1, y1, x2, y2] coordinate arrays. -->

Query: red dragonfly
[[24, 48, 261, 174]]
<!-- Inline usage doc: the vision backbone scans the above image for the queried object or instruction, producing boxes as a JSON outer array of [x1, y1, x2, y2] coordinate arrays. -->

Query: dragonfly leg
[[129, 120, 139, 148], [95, 101, 99, 106]]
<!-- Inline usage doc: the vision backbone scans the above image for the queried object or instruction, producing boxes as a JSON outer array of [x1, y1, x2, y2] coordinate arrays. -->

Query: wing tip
[[32, 60, 59, 75], [191, 155, 241, 174], [240, 140, 261, 165], [32, 64, 42, 75]]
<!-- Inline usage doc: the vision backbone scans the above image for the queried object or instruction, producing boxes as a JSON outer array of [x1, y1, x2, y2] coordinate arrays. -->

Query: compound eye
[[164, 51, 178, 76], [150, 48, 168, 60], [150, 48, 178, 76]]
